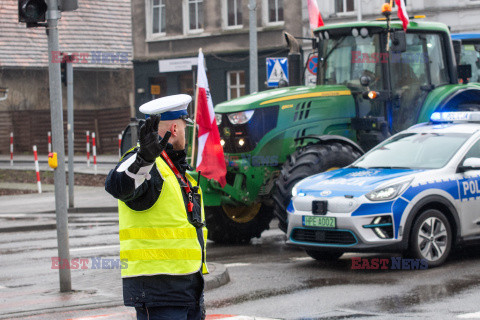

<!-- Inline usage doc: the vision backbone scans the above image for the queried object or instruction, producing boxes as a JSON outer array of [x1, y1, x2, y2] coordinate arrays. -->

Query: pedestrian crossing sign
[[266, 57, 288, 87]]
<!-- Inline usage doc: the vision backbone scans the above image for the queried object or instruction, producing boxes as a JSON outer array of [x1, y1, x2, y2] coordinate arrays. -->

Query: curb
[[205, 262, 230, 291], [0, 208, 119, 233], [0, 223, 56, 233], [2, 262, 230, 319]]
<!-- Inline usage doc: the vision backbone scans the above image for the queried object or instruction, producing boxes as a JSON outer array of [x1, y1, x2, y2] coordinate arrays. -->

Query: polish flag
[[395, 0, 409, 31], [307, 0, 324, 30], [195, 49, 227, 187]]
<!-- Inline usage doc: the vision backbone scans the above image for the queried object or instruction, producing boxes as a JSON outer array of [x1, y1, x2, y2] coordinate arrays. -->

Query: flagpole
[[190, 49, 202, 167]]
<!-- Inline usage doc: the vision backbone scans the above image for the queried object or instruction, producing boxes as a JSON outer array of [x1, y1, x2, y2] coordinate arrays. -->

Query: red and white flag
[[307, 0, 324, 30], [395, 0, 409, 31], [195, 49, 227, 187]]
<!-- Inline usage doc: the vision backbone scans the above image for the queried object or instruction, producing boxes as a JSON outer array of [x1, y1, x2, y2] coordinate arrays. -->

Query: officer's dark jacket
[[105, 144, 204, 308]]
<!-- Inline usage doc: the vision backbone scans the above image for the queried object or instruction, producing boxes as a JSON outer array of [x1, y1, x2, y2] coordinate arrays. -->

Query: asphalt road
[[1, 214, 480, 320], [206, 227, 480, 319]]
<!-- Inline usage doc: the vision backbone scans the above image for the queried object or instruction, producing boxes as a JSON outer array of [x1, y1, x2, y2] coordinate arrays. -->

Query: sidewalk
[[0, 167, 230, 319]]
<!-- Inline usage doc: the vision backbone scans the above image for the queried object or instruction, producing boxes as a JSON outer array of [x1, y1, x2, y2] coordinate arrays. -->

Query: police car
[[286, 111, 480, 267]]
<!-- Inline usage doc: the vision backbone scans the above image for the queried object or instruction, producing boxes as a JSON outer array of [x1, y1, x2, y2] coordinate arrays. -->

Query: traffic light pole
[[46, 1, 72, 292], [248, 0, 258, 93], [67, 59, 75, 208]]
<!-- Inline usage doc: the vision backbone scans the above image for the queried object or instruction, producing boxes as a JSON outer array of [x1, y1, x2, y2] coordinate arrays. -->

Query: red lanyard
[[161, 150, 194, 213]]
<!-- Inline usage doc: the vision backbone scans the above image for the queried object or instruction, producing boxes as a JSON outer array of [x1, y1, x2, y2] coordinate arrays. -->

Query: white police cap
[[139, 94, 193, 124]]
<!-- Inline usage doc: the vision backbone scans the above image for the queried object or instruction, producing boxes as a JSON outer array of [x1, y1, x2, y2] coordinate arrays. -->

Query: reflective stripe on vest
[[118, 155, 208, 278]]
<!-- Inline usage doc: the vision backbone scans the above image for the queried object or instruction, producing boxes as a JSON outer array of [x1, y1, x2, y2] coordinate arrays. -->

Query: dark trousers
[[135, 304, 203, 320]]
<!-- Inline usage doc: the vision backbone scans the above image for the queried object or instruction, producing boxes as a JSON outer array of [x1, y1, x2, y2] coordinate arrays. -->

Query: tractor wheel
[[205, 203, 274, 244], [273, 143, 362, 233]]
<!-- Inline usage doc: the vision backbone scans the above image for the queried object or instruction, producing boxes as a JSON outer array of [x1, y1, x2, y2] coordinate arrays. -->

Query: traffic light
[[61, 60, 67, 86], [18, 0, 47, 27]]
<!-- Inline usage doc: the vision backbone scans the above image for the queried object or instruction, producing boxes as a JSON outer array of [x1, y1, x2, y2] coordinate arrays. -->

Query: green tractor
[[193, 19, 480, 244]]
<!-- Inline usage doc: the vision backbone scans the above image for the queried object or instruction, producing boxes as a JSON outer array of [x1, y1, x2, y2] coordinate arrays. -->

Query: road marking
[[207, 316, 280, 320], [224, 263, 251, 268], [290, 257, 311, 261], [458, 311, 480, 318], [70, 245, 119, 252], [67, 311, 134, 320]]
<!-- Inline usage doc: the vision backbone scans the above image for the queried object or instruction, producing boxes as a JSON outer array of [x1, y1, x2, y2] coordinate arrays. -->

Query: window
[[152, 0, 166, 34], [464, 140, 480, 160], [267, 0, 283, 23], [227, 71, 246, 100], [226, 0, 243, 27], [188, 0, 204, 31], [335, 0, 354, 13]]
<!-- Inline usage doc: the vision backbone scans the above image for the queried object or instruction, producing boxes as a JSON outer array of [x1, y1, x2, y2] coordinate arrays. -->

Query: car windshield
[[318, 33, 383, 91], [353, 132, 471, 169]]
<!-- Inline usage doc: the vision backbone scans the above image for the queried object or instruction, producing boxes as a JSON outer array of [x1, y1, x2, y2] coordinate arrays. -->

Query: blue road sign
[[266, 57, 288, 87]]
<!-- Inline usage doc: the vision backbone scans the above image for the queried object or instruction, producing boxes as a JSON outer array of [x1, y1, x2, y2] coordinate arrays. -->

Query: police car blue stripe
[[351, 201, 394, 216], [392, 198, 409, 238], [402, 179, 460, 201]]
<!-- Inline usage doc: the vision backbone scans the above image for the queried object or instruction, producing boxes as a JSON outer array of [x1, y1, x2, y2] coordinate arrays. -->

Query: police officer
[[105, 94, 207, 320]]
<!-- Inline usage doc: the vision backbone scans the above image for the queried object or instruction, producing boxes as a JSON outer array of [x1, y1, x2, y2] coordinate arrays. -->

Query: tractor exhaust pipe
[[284, 32, 301, 87]]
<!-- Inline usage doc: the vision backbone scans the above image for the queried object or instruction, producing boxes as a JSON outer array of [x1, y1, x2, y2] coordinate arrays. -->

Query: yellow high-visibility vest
[[118, 155, 208, 278]]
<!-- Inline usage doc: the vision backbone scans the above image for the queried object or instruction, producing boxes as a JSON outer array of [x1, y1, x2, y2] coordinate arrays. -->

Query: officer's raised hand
[[138, 115, 172, 163]]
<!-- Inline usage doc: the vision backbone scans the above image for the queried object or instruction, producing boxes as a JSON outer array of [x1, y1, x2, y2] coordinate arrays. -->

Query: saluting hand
[[138, 115, 171, 163]]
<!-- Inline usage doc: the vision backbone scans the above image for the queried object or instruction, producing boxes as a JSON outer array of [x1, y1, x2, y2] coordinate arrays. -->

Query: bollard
[[10, 132, 13, 166], [92, 132, 97, 175], [86, 131, 90, 167], [48, 131, 52, 153], [118, 133, 122, 158], [33, 145, 42, 194]]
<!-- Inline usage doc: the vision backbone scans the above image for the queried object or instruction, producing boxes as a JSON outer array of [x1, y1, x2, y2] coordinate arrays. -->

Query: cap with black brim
[[139, 94, 194, 124]]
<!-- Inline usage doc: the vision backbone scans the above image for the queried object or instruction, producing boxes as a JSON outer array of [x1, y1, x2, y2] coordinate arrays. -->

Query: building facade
[[131, 0, 480, 112], [320, 0, 480, 33], [131, 0, 315, 110], [0, 0, 134, 154]]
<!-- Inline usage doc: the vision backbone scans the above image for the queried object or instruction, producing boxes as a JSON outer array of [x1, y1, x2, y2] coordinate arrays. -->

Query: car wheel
[[409, 209, 452, 268], [305, 249, 343, 261]]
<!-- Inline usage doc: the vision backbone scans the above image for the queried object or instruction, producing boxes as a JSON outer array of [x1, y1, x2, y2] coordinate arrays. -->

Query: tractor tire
[[205, 204, 274, 244], [273, 142, 362, 233]]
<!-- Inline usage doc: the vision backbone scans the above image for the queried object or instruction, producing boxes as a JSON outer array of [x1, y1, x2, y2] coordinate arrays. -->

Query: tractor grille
[[291, 228, 357, 245], [294, 101, 312, 121]]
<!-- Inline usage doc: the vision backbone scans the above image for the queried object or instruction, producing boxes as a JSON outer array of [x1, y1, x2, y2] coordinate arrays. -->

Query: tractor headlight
[[215, 114, 222, 126], [228, 110, 254, 125], [365, 180, 411, 201]]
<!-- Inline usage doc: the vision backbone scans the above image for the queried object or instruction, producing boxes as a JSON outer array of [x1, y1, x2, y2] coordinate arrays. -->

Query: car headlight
[[365, 181, 411, 201], [292, 184, 298, 197], [227, 110, 254, 125], [215, 114, 222, 126]]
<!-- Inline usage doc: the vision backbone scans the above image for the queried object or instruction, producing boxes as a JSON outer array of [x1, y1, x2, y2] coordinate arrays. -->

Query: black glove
[[138, 115, 171, 163]]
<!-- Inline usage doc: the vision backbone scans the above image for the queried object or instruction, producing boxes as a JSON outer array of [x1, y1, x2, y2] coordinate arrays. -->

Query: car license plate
[[303, 216, 336, 228]]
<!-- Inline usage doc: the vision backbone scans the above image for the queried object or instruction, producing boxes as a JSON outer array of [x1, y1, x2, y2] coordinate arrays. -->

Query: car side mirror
[[458, 157, 480, 172]]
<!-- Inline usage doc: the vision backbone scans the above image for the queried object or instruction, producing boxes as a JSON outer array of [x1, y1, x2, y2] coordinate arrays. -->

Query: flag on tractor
[[194, 49, 227, 187], [307, 0, 324, 30], [395, 0, 409, 31]]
